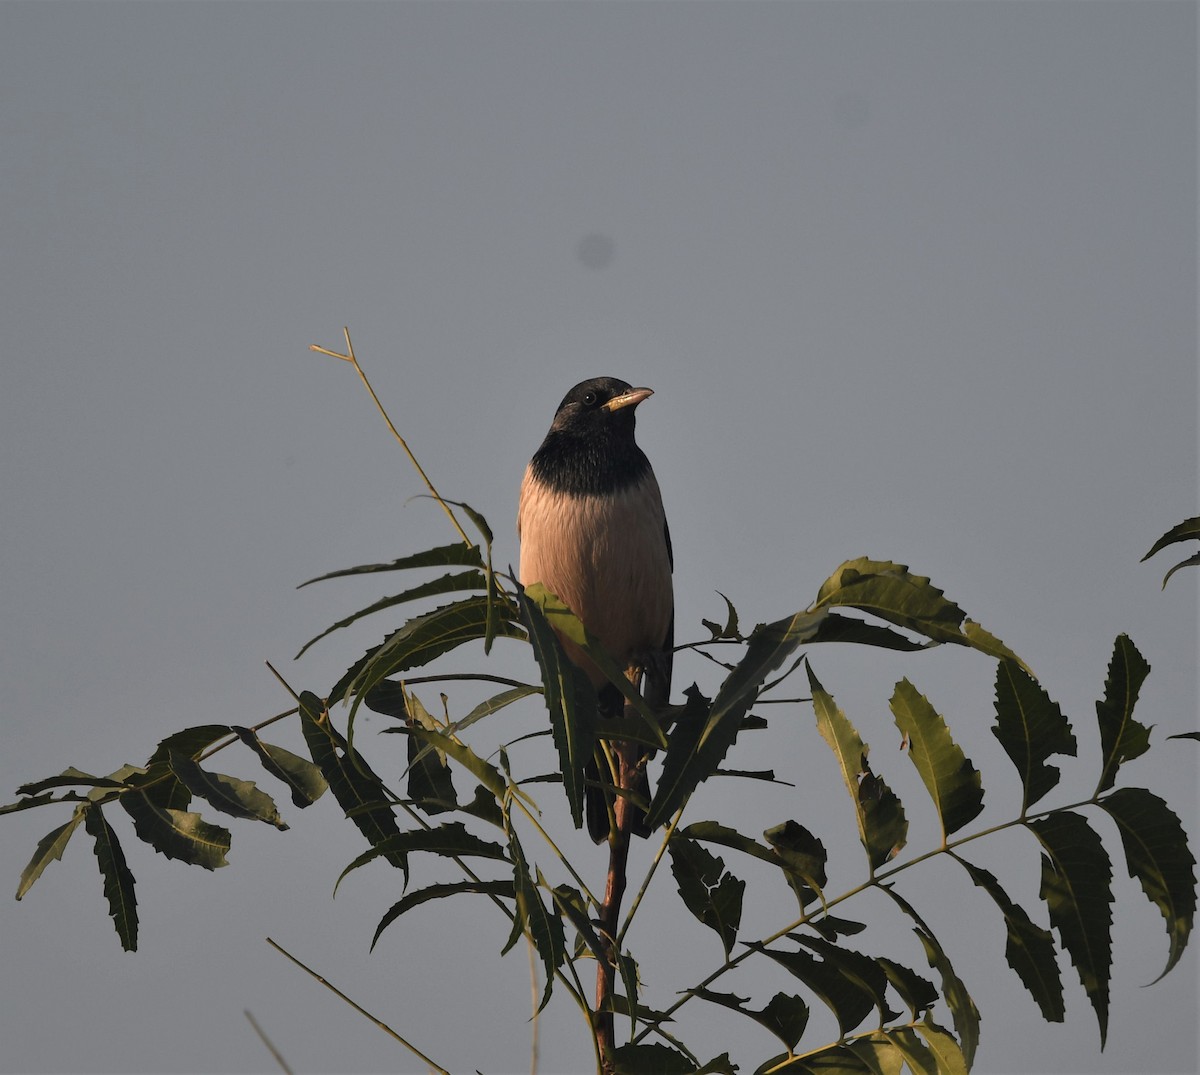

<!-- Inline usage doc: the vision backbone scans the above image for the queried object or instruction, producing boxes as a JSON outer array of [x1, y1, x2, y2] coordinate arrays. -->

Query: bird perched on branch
[[517, 377, 674, 842]]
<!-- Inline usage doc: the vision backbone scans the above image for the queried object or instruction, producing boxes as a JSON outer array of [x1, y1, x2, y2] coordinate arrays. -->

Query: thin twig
[[310, 329, 473, 548], [243, 1009, 294, 1075], [266, 937, 451, 1075]]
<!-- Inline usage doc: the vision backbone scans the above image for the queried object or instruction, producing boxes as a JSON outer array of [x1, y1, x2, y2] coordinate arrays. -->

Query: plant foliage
[[3, 350, 1195, 1074]]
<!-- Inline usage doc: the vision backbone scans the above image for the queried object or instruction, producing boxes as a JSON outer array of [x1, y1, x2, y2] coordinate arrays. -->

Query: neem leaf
[[506, 826, 565, 1011], [16, 810, 85, 900], [1096, 787, 1195, 981], [168, 752, 287, 829], [516, 583, 597, 831], [992, 660, 1076, 813], [297, 541, 484, 587], [809, 664, 907, 871], [668, 835, 745, 957], [1142, 516, 1200, 586], [1029, 811, 1113, 1046], [649, 611, 825, 829], [1094, 635, 1152, 795], [84, 805, 138, 952], [880, 884, 979, 1067], [950, 854, 1064, 1022], [371, 880, 515, 951], [119, 790, 231, 870], [890, 679, 983, 840], [233, 727, 328, 808]]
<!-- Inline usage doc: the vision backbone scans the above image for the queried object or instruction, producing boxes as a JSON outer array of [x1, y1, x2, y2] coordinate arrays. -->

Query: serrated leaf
[[992, 660, 1076, 813], [915, 1019, 968, 1075], [1168, 731, 1200, 742], [758, 1046, 873, 1075], [295, 569, 488, 658], [1142, 516, 1200, 562], [16, 810, 85, 899], [1094, 635, 1152, 794], [847, 1035, 905, 1075], [890, 679, 983, 839], [17, 768, 133, 797], [341, 597, 527, 726], [610, 1043, 698, 1075], [516, 583, 597, 830], [764, 820, 828, 908], [550, 884, 606, 963], [83, 806, 137, 951], [880, 884, 979, 1067], [400, 692, 459, 816], [167, 752, 287, 829], [337, 821, 507, 892], [806, 612, 930, 653], [875, 958, 937, 1020], [950, 854, 1064, 1022], [795, 935, 898, 1023], [813, 559, 1026, 669], [757, 943, 876, 1037], [407, 725, 507, 801], [668, 835, 745, 957], [119, 790, 230, 869], [298, 693, 406, 874], [650, 611, 824, 829], [233, 727, 328, 807], [885, 1027, 937, 1075], [371, 880, 515, 950], [1097, 787, 1195, 980], [297, 541, 484, 588], [809, 665, 907, 871], [506, 826, 565, 1011], [456, 684, 541, 730], [690, 987, 809, 1050], [145, 724, 235, 767], [1029, 811, 1113, 1045]]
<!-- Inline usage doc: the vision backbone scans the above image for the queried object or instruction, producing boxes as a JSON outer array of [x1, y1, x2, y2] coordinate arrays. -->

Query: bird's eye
[[582, 391, 599, 407]]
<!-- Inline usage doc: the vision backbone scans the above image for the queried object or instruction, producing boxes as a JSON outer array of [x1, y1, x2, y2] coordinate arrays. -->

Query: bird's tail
[[586, 683, 653, 843]]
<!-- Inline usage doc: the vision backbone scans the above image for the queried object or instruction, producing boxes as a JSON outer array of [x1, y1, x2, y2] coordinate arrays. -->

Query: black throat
[[529, 426, 651, 497]]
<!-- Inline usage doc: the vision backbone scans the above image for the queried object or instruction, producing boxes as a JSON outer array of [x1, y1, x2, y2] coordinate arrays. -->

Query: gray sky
[[1, 3, 1196, 1073]]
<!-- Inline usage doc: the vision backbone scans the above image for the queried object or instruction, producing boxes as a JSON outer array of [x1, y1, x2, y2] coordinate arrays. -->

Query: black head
[[531, 376, 655, 495]]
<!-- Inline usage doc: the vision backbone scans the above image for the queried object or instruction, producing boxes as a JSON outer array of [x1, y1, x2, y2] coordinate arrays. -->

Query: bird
[[517, 376, 674, 843]]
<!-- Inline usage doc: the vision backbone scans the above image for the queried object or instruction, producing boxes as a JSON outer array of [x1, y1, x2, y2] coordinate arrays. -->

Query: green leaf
[[846, 1035, 905, 1075], [456, 684, 541, 730], [610, 1043, 698, 1075], [885, 1027, 937, 1075], [516, 583, 598, 831], [1096, 787, 1196, 980], [812, 558, 1024, 667], [17, 767, 133, 796], [407, 725, 507, 801], [550, 884, 606, 963], [668, 835, 745, 957], [1029, 811, 1113, 1045], [759, 1045, 874, 1075], [16, 810, 86, 899], [340, 597, 527, 723], [808, 665, 907, 871], [298, 693, 407, 873], [992, 660, 1076, 813], [167, 752, 287, 829], [119, 791, 231, 869], [145, 724, 235, 767], [890, 679, 983, 839], [233, 727, 328, 807], [875, 958, 937, 1020], [690, 987, 809, 1050], [84, 806, 138, 952], [950, 854, 1064, 1022], [763, 820, 828, 908], [806, 612, 930, 653], [880, 884, 979, 1068], [795, 935, 898, 1023], [400, 692, 459, 815], [1094, 635, 1152, 794], [297, 541, 484, 587], [757, 942, 876, 1037], [337, 821, 507, 892], [1168, 731, 1200, 743], [295, 569, 487, 658], [649, 610, 826, 828], [505, 827, 565, 1012], [371, 880, 515, 950], [915, 1019, 968, 1075], [1142, 515, 1200, 585], [0, 792, 84, 816]]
